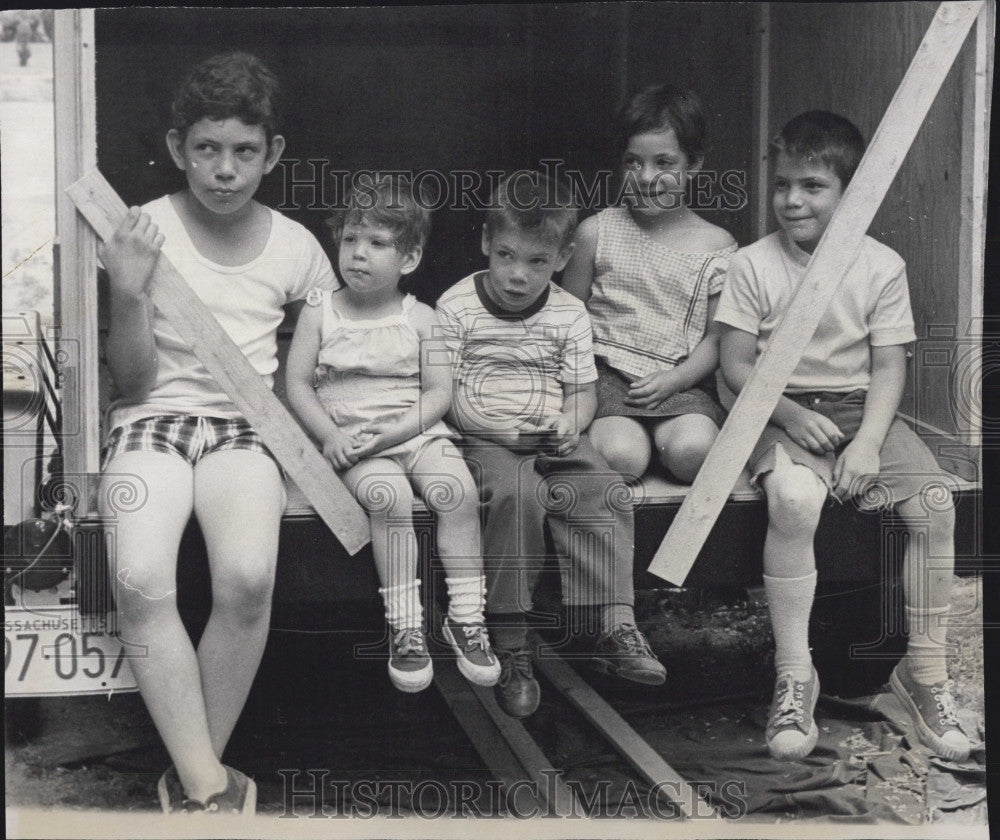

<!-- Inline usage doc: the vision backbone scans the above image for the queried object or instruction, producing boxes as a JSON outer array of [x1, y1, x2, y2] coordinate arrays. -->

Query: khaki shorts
[[748, 390, 950, 510]]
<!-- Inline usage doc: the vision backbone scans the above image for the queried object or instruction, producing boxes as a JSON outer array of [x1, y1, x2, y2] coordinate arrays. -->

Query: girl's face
[[338, 220, 420, 294], [621, 126, 701, 216]]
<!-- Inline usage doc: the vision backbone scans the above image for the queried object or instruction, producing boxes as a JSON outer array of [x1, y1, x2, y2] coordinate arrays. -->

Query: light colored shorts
[[748, 390, 949, 510]]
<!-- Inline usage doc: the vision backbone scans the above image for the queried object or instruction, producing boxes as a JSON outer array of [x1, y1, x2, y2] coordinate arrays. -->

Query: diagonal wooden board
[[67, 170, 371, 555], [648, 0, 984, 585], [530, 633, 712, 820]]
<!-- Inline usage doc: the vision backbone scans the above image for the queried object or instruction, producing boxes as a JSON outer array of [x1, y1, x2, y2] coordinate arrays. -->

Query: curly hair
[[170, 51, 281, 142], [327, 174, 432, 255]]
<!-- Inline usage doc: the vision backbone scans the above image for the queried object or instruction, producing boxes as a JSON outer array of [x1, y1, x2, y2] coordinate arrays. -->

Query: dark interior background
[[94, 4, 756, 305], [93, 3, 977, 454]]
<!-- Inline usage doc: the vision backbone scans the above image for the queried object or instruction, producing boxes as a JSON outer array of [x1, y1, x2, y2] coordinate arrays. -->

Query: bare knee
[[355, 474, 413, 519], [763, 462, 827, 536], [113, 576, 179, 628], [658, 434, 715, 483], [590, 421, 650, 480], [212, 561, 275, 620], [423, 472, 478, 521], [897, 485, 955, 535]]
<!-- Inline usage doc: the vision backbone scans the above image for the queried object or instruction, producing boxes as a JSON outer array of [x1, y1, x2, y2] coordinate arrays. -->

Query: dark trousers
[[460, 434, 635, 615]]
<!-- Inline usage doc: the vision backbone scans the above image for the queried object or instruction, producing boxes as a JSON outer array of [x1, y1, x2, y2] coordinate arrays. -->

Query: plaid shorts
[[101, 415, 278, 471]]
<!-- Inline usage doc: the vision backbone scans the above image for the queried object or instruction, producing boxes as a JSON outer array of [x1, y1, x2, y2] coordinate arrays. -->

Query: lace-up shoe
[[442, 616, 501, 686], [765, 668, 820, 760], [388, 627, 433, 692], [494, 646, 540, 718], [591, 623, 667, 685], [890, 660, 970, 760]]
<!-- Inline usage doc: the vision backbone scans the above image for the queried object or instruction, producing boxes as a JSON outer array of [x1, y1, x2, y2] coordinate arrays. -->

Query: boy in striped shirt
[[436, 172, 666, 720]]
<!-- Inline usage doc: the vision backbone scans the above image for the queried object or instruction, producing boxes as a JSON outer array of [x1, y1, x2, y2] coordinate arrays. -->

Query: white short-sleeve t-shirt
[[714, 231, 916, 393], [108, 194, 338, 429]]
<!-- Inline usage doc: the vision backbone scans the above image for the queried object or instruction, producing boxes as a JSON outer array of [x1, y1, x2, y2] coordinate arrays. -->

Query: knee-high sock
[[764, 571, 816, 683]]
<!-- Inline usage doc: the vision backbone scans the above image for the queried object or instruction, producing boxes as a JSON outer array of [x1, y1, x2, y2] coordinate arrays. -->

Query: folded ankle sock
[[379, 579, 423, 632], [904, 605, 950, 685], [601, 603, 636, 633], [764, 571, 816, 683], [488, 614, 528, 651], [446, 574, 486, 625]]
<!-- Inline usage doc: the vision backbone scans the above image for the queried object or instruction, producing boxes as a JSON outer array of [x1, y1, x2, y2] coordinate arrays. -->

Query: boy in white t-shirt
[[716, 111, 969, 763], [99, 52, 337, 813]]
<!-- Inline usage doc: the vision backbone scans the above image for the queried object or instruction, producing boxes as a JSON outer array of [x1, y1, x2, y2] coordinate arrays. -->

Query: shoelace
[[499, 649, 533, 686], [769, 674, 806, 728], [393, 628, 427, 656], [612, 623, 655, 657], [458, 624, 490, 652], [932, 680, 961, 727]]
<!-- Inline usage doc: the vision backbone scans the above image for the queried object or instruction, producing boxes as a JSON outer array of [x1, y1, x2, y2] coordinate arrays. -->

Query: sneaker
[[442, 616, 501, 686], [591, 623, 667, 685], [494, 647, 540, 719], [161, 765, 256, 815], [889, 660, 970, 761], [388, 627, 433, 693], [765, 668, 820, 760]]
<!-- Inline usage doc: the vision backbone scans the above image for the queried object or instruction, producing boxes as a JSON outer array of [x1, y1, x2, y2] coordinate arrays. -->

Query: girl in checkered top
[[563, 84, 736, 483]]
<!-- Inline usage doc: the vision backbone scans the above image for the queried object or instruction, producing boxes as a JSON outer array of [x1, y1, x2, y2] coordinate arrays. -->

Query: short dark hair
[[613, 84, 707, 163], [772, 111, 866, 186], [327, 174, 431, 255], [171, 51, 281, 143], [484, 171, 578, 252]]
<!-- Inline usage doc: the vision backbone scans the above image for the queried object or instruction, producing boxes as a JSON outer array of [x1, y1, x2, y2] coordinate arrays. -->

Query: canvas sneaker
[[388, 627, 433, 692], [591, 623, 667, 685], [889, 660, 970, 761], [765, 668, 820, 760], [442, 616, 501, 686]]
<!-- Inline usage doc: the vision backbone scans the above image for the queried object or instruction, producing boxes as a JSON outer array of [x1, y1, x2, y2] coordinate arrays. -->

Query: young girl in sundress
[[562, 84, 737, 482], [286, 176, 500, 693]]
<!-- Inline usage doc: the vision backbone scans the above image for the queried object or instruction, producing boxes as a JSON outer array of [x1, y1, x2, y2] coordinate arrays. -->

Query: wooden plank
[[649, 1, 984, 585], [531, 634, 710, 820], [431, 663, 545, 816], [66, 170, 371, 554], [53, 10, 101, 512], [957, 0, 993, 454], [751, 2, 771, 241], [467, 684, 578, 817]]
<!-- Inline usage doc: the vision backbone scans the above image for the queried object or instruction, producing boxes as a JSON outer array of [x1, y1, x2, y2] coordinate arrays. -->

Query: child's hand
[[783, 407, 845, 454], [832, 438, 880, 501], [626, 370, 681, 408], [540, 415, 580, 457], [350, 420, 403, 460], [321, 429, 361, 471], [98, 207, 165, 300]]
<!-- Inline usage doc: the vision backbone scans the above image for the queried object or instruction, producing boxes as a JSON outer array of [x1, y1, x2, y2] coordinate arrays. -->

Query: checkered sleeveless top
[[587, 207, 735, 379]]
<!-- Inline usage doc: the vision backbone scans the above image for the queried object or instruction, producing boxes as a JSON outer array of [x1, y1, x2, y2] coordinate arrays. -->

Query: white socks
[[904, 604, 950, 685], [379, 579, 423, 632], [446, 575, 487, 625], [764, 571, 817, 683]]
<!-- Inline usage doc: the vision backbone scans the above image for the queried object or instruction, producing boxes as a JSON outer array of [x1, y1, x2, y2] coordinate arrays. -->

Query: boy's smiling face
[[167, 117, 284, 217], [772, 151, 845, 254], [480, 227, 572, 313]]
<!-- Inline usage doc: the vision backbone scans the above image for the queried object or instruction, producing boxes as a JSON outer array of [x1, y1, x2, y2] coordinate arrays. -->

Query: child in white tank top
[[287, 176, 500, 694]]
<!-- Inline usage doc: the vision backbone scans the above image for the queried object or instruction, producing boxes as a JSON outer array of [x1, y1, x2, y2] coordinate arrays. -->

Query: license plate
[[4, 606, 138, 697]]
